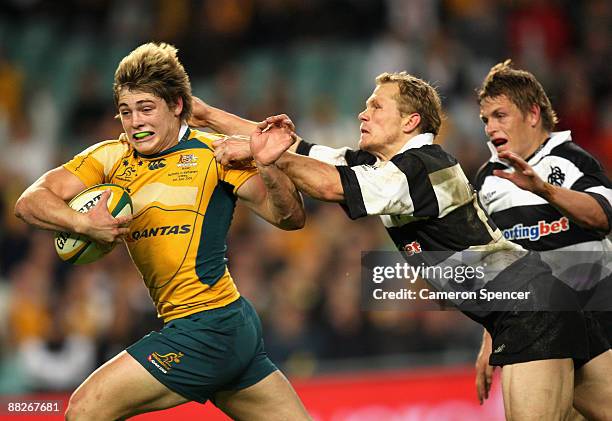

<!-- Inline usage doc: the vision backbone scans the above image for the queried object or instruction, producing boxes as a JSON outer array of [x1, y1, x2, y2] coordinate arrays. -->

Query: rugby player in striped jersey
[[192, 70, 611, 420], [474, 60, 612, 420]]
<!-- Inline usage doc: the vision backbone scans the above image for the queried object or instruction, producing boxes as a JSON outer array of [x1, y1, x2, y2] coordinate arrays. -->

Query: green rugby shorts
[[127, 296, 277, 403]]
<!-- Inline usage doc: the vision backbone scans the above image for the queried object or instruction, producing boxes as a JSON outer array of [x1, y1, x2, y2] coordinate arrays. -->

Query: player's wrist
[[253, 149, 288, 168], [71, 211, 90, 235], [254, 158, 276, 169], [538, 182, 557, 200]]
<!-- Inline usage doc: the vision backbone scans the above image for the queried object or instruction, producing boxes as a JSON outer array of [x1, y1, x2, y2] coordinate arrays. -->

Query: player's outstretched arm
[[235, 123, 305, 230], [255, 118, 345, 203], [189, 96, 258, 137], [15, 167, 131, 243], [276, 152, 344, 203], [496, 151, 609, 232]]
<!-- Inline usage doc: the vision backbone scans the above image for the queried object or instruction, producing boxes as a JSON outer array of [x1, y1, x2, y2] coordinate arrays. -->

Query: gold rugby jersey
[[63, 127, 256, 322]]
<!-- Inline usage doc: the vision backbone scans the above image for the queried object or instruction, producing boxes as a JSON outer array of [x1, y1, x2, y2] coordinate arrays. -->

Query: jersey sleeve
[[336, 160, 415, 219], [337, 148, 473, 221], [296, 139, 376, 166], [553, 143, 612, 233], [572, 170, 612, 233], [63, 139, 128, 187], [199, 131, 258, 194], [217, 163, 258, 194]]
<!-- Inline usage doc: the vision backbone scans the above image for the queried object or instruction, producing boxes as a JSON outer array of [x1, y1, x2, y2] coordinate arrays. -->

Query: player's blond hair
[[113, 42, 192, 121], [376, 72, 443, 136], [478, 59, 558, 132]]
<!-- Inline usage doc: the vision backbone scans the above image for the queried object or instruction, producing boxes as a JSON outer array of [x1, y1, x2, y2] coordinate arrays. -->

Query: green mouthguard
[[134, 132, 152, 139]]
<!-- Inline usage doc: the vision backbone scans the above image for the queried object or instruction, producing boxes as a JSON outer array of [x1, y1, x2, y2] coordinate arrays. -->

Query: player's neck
[[522, 130, 550, 160], [378, 132, 421, 161], [376, 143, 401, 162], [160, 122, 183, 152]]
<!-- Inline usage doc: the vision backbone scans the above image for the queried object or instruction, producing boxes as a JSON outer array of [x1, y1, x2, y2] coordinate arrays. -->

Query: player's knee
[[65, 389, 109, 421], [65, 393, 81, 421]]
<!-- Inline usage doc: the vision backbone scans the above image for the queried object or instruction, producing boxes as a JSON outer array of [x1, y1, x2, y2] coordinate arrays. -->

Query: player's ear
[[527, 104, 541, 128], [173, 97, 183, 117], [402, 112, 421, 134]]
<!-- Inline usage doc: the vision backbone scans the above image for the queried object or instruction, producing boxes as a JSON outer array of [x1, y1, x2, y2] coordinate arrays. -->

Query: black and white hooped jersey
[[475, 131, 612, 288], [296, 133, 520, 258]]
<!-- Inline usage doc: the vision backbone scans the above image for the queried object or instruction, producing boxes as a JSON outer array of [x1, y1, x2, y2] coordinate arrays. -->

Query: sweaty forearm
[[15, 186, 86, 233], [256, 163, 305, 230], [540, 184, 609, 232], [276, 152, 344, 202]]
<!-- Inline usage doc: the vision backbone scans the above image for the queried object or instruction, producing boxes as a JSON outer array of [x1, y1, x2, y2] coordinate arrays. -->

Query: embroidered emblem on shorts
[[547, 166, 565, 186], [147, 351, 184, 374], [493, 344, 506, 354]]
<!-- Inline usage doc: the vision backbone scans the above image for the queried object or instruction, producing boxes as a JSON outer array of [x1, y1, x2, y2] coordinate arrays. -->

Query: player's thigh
[[501, 358, 574, 421], [214, 370, 311, 421], [574, 349, 612, 421], [66, 350, 189, 420]]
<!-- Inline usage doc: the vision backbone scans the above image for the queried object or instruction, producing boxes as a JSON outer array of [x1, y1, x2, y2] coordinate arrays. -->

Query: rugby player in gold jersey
[[15, 42, 311, 420]]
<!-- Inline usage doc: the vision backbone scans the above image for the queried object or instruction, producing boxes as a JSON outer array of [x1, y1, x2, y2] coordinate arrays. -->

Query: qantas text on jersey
[[127, 224, 192, 242]]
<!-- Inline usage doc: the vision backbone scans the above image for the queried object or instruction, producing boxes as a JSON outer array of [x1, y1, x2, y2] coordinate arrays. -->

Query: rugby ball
[[54, 183, 133, 264]]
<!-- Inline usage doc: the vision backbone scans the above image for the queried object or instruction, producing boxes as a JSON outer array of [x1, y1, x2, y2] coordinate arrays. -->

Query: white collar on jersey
[[487, 130, 573, 165], [397, 132, 435, 154], [178, 122, 188, 142]]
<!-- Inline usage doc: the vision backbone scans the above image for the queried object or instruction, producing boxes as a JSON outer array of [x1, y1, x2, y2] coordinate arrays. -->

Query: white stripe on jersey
[[351, 161, 415, 216], [533, 155, 584, 185], [308, 145, 353, 166], [479, 176, 548, 213], [430, 164, 473, 218], [481, 155, 586, 214]]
